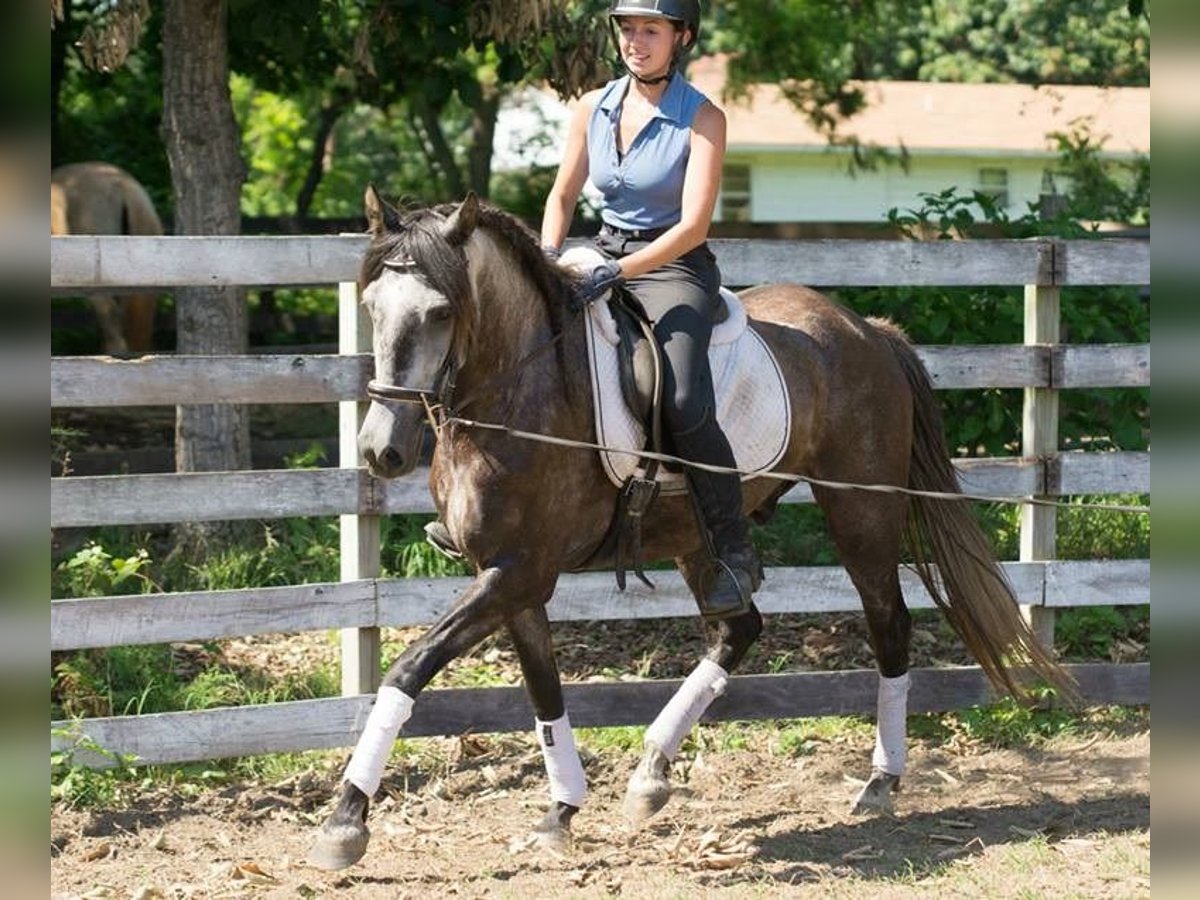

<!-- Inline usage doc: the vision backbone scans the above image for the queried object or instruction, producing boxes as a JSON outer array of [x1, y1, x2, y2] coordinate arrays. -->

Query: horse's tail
[[870, 317, 1078, 704]]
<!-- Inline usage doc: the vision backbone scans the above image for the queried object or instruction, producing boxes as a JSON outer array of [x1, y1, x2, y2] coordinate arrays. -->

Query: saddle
[[561, 247, 792, 589]]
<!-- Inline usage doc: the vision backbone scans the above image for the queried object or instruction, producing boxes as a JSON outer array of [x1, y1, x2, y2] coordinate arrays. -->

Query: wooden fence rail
[[50, 235, 1150, 767]]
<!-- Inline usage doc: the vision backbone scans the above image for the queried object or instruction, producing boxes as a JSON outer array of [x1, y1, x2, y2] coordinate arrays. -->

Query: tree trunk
[[467, 85, 501, 199], [161, 1, 250, 491]]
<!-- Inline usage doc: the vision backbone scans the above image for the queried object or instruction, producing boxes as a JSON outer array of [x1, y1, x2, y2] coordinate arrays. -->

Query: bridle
[[363, 254, 573, 430], [363, 256, 460, 428]]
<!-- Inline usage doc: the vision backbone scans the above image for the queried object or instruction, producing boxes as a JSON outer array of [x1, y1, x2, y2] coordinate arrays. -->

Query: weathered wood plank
[[50, 452, 1144, 529], [51, 235, 367, 290], [917, 345, 1047, 389], [53, 559, 1148, 650], [378, 563, 1047, 626], [1058, 239, 1150, 286], [49, 345, 1074, 410], [50, 469, 369, 527], [50, 662, 1148, 768], [51, 582, 378, 651], [712, 239, 1048, 286], [1057, 451, 1150, 495], [1044, 559, 1150, 608], [51, 355, 371, 407], [52, 236, 1148, 292], [1053, 344, 1150, 388]]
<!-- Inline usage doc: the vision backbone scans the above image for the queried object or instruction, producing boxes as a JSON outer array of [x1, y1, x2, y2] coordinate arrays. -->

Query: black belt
[[599, 223, 672, 242]]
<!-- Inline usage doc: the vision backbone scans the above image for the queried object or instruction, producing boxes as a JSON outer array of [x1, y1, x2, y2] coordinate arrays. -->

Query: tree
[[160, 0, 251, 484]]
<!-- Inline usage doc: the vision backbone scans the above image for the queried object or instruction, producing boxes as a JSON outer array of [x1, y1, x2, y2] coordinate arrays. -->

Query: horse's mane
[[360, 200, 578, 362]]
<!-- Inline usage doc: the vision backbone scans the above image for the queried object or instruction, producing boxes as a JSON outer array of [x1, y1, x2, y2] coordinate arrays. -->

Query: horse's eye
[[429, 306, 453, 323]]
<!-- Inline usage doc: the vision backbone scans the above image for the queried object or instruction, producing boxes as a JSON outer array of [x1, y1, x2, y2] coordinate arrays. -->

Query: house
[[687, 56, 1149, 233], [494, 55, 1149, 234]]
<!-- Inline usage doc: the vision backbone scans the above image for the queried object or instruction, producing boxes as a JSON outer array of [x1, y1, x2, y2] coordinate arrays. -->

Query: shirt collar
[[598, 73, 687, 123]]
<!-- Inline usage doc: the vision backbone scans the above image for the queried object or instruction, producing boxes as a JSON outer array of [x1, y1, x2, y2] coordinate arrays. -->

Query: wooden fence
[[50, 235, 1150, 768]]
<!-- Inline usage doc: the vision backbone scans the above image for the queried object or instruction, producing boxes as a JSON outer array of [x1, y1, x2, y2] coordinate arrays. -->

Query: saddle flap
[[566, 246, 792, 493]]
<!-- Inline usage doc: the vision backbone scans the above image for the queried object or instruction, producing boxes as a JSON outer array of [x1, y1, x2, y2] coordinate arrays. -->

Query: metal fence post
[[1020, 240, 1059, 650], [338, 278, 382, 695]]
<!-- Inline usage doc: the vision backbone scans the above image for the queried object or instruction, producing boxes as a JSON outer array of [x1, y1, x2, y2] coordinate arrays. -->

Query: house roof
[[687, 55, 1149, 158]]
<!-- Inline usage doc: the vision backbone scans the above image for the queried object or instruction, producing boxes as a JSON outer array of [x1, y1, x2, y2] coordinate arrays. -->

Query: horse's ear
[[441, 191, 480, 246], [364, 184, 400, 236]]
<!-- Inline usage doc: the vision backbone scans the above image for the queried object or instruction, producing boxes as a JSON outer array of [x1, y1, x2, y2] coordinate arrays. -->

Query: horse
[[308, 187, 1073, 870], [51, 161, 162, 355]]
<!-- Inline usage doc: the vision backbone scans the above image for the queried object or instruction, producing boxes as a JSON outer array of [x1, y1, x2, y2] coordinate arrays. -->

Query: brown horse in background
[[51, 161, 162, 354]]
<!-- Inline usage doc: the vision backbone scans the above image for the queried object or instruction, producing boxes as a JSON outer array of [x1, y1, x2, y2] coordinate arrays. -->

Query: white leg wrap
[[343, 686, 415, 797], [872, 672, 910, 776], [644, 658, 729, 760], [536, 713, 587, 808]]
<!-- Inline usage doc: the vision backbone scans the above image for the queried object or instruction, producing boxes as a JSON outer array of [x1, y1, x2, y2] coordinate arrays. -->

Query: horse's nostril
[[381, 447, 403, 471]]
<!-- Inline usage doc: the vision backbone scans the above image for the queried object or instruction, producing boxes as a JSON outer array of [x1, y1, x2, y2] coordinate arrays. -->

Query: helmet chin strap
[[629, 67, 673, 86]]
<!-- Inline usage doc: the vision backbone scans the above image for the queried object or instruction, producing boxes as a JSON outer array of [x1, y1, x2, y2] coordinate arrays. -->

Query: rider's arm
[[541, 92, 596, 252], [615, 100, 727, 281]]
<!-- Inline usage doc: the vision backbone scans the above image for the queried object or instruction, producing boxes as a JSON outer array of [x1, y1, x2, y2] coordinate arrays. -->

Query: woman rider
[[545, 0, 761, 619], [426, 0, 759, 619]]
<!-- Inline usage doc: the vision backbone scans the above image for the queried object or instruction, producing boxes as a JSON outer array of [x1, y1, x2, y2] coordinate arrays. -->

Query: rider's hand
[[575, 259, 624, 306]]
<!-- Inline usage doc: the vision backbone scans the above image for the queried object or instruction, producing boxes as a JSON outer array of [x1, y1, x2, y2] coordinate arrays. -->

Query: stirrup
[[423, 521, 463, 560], [695, 551, 762, 621]]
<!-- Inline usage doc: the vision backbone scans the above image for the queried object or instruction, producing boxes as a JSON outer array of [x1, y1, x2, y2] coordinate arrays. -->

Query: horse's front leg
[[308, 565, 543, 871], [506, 604, 585, 852], [624, 554, 764, 824]]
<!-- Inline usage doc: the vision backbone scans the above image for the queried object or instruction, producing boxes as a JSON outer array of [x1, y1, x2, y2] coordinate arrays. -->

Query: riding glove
[[575, 259, 624, 306]]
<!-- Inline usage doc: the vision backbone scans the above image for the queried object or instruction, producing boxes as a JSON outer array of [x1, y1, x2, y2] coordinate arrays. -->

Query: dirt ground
[[51, 719, 1149, 899]]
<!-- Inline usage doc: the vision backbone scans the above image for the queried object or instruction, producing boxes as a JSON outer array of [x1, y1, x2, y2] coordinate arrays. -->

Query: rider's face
[[616, 16, 682, 80]]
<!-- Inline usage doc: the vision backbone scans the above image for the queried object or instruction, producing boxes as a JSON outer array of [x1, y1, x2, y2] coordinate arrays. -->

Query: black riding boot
[[685, 467, 763, 620]]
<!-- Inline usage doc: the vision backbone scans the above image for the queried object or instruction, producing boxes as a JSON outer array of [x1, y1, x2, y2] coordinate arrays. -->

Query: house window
[[721, 163, 752, 222], [977, 167, 1009, 209]]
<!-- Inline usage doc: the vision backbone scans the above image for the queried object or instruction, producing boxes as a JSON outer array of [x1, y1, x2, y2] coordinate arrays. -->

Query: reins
[[426, 411, 1151, 515]]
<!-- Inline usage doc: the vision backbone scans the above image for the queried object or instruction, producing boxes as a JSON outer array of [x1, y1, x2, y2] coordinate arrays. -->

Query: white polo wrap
[[535, 713, 588, 808], [343, 685, 415, 797], [872, 671, 911, 776], [644, 658, 728, 760]]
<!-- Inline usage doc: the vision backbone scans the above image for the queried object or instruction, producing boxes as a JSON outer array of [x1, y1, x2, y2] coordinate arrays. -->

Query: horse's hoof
[[623, 745, 672, 826], [307, 820, 371, 871], [529, 824, 572, 855], [850, 770, 901, 815]]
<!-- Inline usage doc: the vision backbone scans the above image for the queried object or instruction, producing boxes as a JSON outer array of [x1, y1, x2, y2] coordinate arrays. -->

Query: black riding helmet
[[608, 0, 701, 84]]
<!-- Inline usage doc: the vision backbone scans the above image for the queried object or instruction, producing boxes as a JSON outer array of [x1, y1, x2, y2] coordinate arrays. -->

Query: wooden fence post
[[338, 278, 382, 695], [1020, 240, 1059, 650]]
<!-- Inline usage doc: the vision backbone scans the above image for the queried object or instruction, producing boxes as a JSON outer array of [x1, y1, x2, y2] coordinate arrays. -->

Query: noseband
[[366, 354, 458, 431]]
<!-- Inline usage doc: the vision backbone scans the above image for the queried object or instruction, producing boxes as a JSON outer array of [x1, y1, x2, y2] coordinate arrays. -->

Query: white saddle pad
[[561, 247, 792, 493]]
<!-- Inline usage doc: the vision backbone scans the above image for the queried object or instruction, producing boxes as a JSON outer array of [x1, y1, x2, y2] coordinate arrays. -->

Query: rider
[[424, 0, 759, 619], [543, 0, 761, 619]]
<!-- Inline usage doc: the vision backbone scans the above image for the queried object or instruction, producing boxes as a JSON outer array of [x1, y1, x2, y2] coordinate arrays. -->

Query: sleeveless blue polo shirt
[[587, 73, 709, 232]]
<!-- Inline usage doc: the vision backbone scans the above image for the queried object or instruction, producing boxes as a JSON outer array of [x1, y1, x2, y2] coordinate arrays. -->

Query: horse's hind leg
[[624, 551, 764, 825], [309, 566, 547, 870], [814, 485, 913, 815], [506, 604, 585, 852]]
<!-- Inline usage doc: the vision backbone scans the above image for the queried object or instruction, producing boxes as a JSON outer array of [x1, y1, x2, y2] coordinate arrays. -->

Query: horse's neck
[[454, 268, 560, 420]]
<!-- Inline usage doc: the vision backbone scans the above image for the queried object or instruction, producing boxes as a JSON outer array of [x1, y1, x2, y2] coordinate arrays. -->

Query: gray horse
[[309, 188, 1073, 871]]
